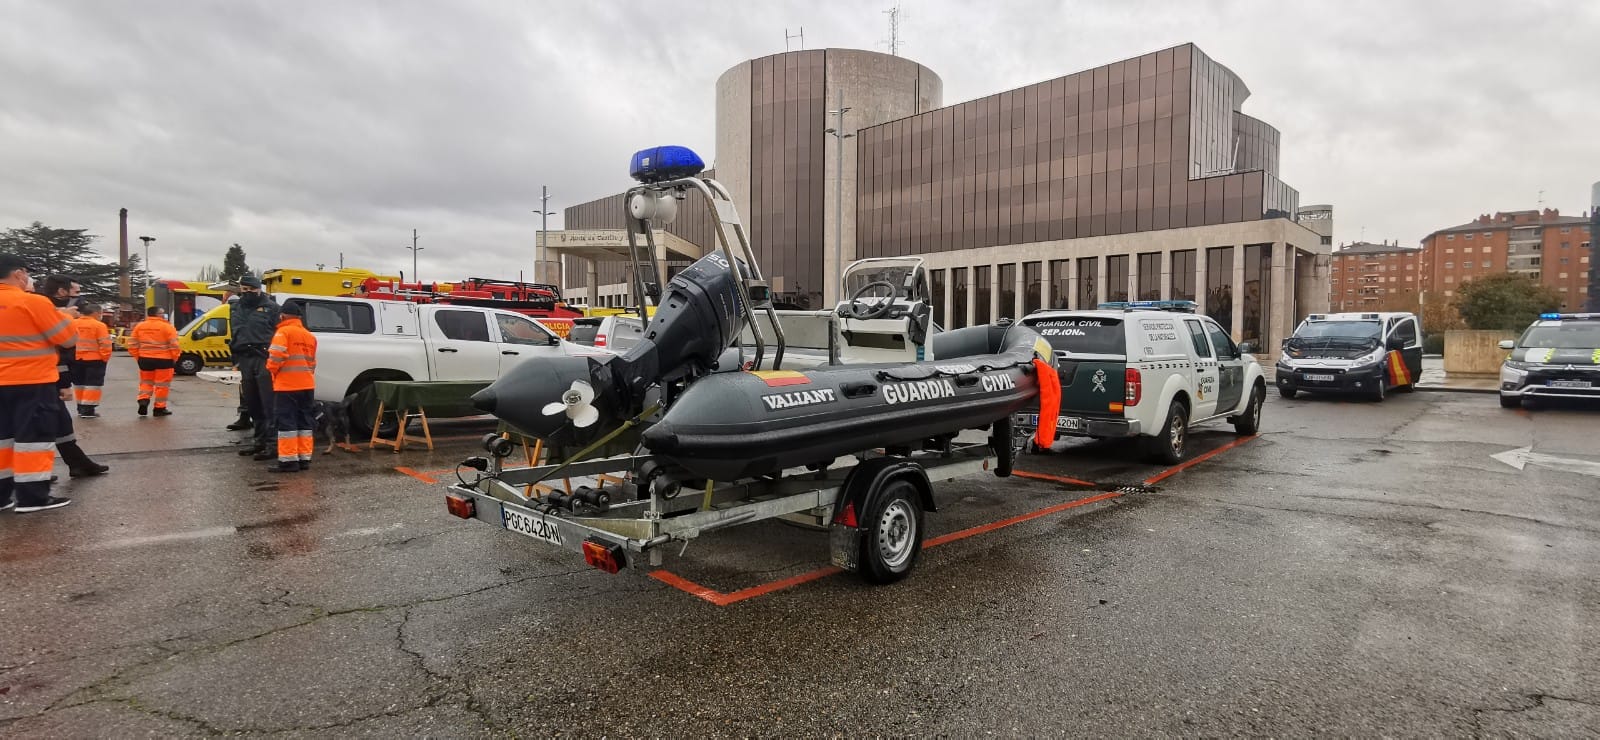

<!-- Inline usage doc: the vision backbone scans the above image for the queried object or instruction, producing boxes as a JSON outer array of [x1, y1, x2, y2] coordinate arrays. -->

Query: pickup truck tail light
[[594, 333, 608, 347], [1125, 367, 1142, 406]]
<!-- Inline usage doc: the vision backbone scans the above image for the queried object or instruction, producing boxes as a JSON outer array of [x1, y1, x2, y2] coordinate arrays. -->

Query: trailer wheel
[[859, 479, 924, 584], [990, 416, 1017, 477]]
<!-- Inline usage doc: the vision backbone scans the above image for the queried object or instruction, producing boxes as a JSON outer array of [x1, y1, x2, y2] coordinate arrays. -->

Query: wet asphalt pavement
[[2, 358, 1598, 737]]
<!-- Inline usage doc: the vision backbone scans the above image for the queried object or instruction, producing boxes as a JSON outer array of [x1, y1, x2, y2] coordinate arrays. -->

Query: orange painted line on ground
[[1011, 469, 1097, 488], [648, 570, 732, 606], [394, 466, 438, 484], [716, 565, 843, 605], [923, 491, 1123, 547], [1142, 434, 1258, 485]]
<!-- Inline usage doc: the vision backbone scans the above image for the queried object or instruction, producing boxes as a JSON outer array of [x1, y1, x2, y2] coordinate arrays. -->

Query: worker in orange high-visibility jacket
[[71, 302, 114, 418], [128, 305, 181, 417], [266, 302, 317, 473], [0, 253, 78, 513]]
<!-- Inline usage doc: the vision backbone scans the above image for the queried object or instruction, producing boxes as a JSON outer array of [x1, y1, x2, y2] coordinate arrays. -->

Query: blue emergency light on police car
[[629, 146, 705, 183], [1098, 300, 1198, 313]]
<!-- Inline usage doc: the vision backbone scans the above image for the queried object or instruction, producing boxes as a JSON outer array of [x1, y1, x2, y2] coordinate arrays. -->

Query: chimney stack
[[118, 208, 130, 303]]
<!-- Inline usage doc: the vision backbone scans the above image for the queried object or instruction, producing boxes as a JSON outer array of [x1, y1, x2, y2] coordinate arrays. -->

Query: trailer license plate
[[502, 505, 562, 546], [1549, 380, 1592, 388], [1304, 373, 1335, 382]]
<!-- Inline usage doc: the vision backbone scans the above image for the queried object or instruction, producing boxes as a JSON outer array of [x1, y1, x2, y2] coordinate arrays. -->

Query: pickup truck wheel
[[858, 479, 924, 585], [1370, 378, 1387, 403], [176, 354, 204, 376], [345, 391, 399, 439], [1233, 384, 1264, 435], [1145, 402, 1188, 465]]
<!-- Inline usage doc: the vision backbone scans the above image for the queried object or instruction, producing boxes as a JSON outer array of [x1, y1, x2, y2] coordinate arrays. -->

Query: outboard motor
[[471, 249, 750, 447]]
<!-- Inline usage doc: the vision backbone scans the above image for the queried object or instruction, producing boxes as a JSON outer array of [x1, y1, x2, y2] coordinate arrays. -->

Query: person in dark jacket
[[231, 276, 280, 461], [37, 275, 110, 477]]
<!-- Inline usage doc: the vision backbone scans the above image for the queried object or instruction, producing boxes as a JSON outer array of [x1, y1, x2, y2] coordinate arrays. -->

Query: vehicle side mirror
[[1497, 340, 1514, 350], [548, 335, 561, 346], [1237, 341, 1255, 354], [1387, 336, 1406, 350]]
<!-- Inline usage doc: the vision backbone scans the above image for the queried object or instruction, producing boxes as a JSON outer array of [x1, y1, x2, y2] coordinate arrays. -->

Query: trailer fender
[[829, 457, 933, 573]]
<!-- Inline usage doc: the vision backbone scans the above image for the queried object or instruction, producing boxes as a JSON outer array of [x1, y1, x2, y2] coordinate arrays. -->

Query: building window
[[1023, 262, 1042, 315], [1171, 249, 1197, 302], [1321, 236, 1332, 246], [1049, 260, 1071, 309], [930, 269, 945, 327], [1446, 234, 1455, 241], [1445, 290, 1453, 296], [1482, 231, 1492, 237], [1137, 252, 1161, 301], [1561, 227, 1571, 234], [1241, 244, 1271, 346], [1445, 262, 1453, 268], [1075, 257, 1097, 310], [973, 266, 992, 326], [1406, 275, 1414, 282], [950, 268, 968, 330], [1445, 276, 1454, 284], [1106, 255, 1129, 303], [1559, 272, 1569, 279], [1332, 266, 1340, 273], [1482, 261, 1490, 268], [1465, 234, 1474, 240], [1205, 247, 1234, 333], [998, 263, 1017, 320], [1562, 242, 1570, 249]]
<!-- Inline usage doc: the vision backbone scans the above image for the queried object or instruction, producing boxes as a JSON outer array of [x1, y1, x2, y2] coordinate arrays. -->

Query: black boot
[[137, 399, 149, 416], [226, 415, 253, 431], [59, 441, 110, 477]]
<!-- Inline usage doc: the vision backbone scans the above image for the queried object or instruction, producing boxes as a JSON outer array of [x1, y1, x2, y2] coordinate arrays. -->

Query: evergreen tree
[[196, 264, 222, 282], [221, 243, 251, 282], [1455, 273, 1563, 332], [0, 222, 140, 302]]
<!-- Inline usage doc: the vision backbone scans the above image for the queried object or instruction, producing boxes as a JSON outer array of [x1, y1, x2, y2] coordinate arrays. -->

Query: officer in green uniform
[[231, 275, 281, 460]]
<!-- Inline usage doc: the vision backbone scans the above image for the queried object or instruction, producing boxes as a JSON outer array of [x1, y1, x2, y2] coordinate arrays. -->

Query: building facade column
[[1195, 249, 1209, 316], [1231, 245, 1246, 341], [941, 270, 953, 328], [1039, 260, 1054, 312], [587, 258, 600, 308], [1270, 241, 1290, 354]]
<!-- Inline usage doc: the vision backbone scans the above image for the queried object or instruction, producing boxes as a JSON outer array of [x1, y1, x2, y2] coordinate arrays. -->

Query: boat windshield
[[842, 260, 923, 302]]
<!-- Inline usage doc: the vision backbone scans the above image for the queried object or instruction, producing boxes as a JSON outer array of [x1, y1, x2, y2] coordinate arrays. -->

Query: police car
[[1014, 300, 1267, 464], [1275, 312, 1423, 401], [1498, 312, 1600, 408]]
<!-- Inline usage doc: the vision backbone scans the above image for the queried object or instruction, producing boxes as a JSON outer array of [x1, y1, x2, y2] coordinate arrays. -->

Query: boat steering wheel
[[844, 281, 898, 320]]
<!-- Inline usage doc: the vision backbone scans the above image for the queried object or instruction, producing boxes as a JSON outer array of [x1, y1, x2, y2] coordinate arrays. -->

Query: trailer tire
[[859, 479, 925, 584], [991, 417, 1017, 477]]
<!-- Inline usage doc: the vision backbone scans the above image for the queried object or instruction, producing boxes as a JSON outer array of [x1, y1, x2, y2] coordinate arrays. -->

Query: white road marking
[[85, 526, 238, 550], [325, 523, 406, 539], [1491, 446, 1600, 479]]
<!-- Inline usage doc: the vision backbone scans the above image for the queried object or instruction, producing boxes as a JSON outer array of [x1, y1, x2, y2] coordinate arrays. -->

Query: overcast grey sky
[[3, 0, 1596, 281]]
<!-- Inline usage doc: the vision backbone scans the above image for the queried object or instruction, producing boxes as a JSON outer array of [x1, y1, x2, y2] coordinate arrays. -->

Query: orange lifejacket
[[267, 317, 317, 391], [129, 317, 181, 360]]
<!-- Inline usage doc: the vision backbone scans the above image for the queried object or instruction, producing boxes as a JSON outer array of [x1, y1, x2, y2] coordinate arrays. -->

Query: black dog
[[312, 399, 356, 454]]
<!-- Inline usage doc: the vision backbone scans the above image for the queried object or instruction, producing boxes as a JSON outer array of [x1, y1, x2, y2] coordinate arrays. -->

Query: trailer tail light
[[445, 493, 476, 519], [594, 333, 608, 347], [1125, 367, 1143, 406], [582, 538, 625, 574], [834, 500, 859, 528]]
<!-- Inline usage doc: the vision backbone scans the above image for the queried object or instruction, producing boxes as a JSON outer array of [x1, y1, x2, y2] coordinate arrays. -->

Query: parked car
[[567, 314, 646, 352], [276, 294, 600, 433], [1014, 300, 1266, 463], [1275, 311, 1422, 401], [1497, 312, 1600, 408]]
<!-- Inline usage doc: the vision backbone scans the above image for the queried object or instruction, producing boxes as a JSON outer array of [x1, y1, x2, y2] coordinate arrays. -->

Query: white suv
[[1014, 301, 1267, 463]]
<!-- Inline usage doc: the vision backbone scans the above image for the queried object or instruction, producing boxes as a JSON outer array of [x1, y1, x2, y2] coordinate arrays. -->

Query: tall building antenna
[[884, 4, 901, 56], [785, 27, 804, 51]]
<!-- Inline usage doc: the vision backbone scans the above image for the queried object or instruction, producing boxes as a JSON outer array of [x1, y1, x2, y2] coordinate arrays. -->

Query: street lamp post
[[406, 228, 424, 284], [534, 186, 554, 286], [138, 235, 156, 296], [825, 91, 854, 305]]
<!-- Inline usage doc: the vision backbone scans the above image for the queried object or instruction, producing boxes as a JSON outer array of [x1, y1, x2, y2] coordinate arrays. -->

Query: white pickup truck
[[276, 294, 599, 429]]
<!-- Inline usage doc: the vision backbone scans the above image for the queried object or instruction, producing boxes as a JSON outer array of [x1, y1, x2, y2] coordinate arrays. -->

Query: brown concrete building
[[556, 44, 1329, 352], [1328, 241, 1422, 313], [1420, 209, 1594, 311]]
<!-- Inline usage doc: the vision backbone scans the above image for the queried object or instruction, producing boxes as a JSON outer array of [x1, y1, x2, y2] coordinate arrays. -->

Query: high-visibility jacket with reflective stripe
[[267, 317, 317, 391], [0, 284, 77, 385], [73, 316, 113, 362], [129, 317, 180, 360]]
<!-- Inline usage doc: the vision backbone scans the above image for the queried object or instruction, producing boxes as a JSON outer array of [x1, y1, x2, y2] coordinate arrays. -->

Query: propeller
[[542, 380, 600, 428]]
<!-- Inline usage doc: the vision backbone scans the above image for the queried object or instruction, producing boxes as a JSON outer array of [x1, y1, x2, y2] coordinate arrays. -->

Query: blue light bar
[[1098, 299, 1198, 313], [629, 146, 705, 184], [1540, 313, 1561, 319]]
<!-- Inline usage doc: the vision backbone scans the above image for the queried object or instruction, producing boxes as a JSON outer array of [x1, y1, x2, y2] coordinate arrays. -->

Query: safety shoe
[[78, 408, 100, 419], [270, 464, 300, 474], [137, 399, 149, 416], [70, 462, 111, 477], [153, 407, 173, 417], [226, 418, 253, 431], [1, 500, 14, 512], [14, 496, 73, 513], [238, 446, 265, 457], [252, 450, 277, 462], [298, 461, 311, 471]]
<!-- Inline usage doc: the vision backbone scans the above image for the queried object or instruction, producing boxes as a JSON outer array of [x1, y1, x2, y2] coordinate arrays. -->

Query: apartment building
[[1421, 209, 1594, 311], [1328, 240, 1422, 312]]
